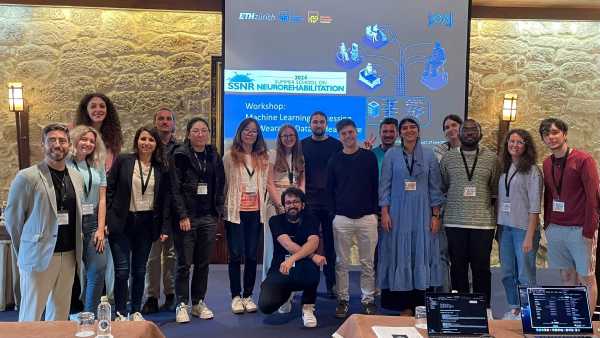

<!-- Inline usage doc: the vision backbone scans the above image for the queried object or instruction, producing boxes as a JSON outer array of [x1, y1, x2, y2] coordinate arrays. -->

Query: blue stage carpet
[[0, 266, 562, 337]]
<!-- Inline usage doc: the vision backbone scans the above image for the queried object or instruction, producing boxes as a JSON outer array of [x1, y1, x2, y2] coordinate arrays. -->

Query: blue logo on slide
[[428, 12, 454, 28]]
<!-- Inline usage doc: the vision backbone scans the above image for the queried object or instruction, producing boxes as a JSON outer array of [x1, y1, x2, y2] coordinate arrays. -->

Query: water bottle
[[96, 296, 112, 338]]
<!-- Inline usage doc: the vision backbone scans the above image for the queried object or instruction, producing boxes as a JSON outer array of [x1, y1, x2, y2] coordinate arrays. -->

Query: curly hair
[[75, 93, 123, 155], [501, 128, 538, 174], [132, 126, 168, 170], [70, 125, 107, 169], [230, 118, 268, 169], [273, 124, 304, 176]]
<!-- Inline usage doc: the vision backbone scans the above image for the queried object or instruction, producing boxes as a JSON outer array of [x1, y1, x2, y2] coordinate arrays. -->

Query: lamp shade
[[8, 82, 24, 112], [502, 93, 517, 122]]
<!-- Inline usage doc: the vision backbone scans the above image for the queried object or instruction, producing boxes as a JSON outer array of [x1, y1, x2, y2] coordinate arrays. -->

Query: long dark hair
[[75, 93, 123, 155], [501, 128, 537, 174], [132, 126, 168, 170], [230, 118, 268, 169], [274, 124, 304, 176]]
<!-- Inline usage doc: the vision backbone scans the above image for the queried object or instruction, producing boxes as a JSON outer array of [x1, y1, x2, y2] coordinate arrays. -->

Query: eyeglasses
[[508, 140, 526, 146], [284, 200, 302, 206], [243, 128, 258, 135], [280, 134, 296, 139]]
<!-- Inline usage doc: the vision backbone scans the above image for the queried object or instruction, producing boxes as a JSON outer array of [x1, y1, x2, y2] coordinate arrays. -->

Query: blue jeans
[[109, 212, 154, 314], [498, 224, 540, 308], [82, 214, 108, 313], [225, 211, 261, 298]]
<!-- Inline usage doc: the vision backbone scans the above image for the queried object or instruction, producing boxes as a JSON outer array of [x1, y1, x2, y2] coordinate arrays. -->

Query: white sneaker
[[231, 296, 245, 314], [176, 303, 191, 323], [242, 296, 257, 313], [115, 312, 128, 321], [192, 300, 214, 319], [130, 312, 145, 321], [278, 293, 294, 314], [302, 304, 317, 328]]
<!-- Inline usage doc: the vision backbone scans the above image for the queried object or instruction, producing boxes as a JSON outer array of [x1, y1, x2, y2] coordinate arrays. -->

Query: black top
[[326, 148, 379, 218], [49, 166, 77, 252], [170, 143, 225, 222], [269, 212, 320, 272], [301, 136, 343, 208]]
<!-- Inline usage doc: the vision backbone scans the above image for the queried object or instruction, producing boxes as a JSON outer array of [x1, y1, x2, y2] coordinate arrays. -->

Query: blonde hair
[[70, 125, 107, 169]]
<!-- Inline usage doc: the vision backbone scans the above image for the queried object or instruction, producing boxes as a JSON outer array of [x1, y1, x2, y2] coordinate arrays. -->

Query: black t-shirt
[[269, 212, 320, 271], [49, 166, 77, 252], [193, 150, 216, 216], [301, 136, 342, 208]]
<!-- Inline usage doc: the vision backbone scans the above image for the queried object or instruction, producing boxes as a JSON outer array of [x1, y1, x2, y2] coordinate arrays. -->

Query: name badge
[[82, 203, 95, 215], [245, 182, 257, 194], [139, 199, 152, 210], [57, 212, 69, 225], [464, 186, 477, 197], [197, 183, 208, 195], [502, 202, 511, 213], [553, 200, 565, 213], [404, 180, 417, 191], [285, 254, 296, 267]]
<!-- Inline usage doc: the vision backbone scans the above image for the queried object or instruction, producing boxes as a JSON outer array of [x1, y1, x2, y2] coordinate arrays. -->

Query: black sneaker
[[141, 297, 159, 314], [160, 294, 176, 312], [362, 302, 377, 315], [335, 300, 349, 318]]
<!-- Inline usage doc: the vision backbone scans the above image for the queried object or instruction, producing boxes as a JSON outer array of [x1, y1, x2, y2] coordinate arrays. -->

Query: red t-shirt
[[542, 148, 600, 238]]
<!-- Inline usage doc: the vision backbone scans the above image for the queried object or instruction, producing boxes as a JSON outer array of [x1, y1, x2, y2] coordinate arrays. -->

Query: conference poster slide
[[224, 0, 470, 146]]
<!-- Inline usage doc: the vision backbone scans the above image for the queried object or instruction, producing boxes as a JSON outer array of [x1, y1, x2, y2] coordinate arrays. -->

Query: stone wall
[[0, 5, 221, 200]]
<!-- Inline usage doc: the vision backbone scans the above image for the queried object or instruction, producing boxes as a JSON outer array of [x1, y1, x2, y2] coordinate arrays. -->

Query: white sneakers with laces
[[176, 303, 191, 324], [302, 304, 317, 328], [130, 312, 145, 321], [192, 300, 214, 319], [231, 296, 245, 314], [241, 296, 258, 313]]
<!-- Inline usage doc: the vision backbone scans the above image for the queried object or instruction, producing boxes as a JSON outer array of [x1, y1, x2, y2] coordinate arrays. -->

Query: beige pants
[[145, 237, 176, 299], [19, 250, 76, 321]]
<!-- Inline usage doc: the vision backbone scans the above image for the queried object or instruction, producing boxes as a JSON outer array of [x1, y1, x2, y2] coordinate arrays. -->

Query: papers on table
[[371, 326, 423, 338]]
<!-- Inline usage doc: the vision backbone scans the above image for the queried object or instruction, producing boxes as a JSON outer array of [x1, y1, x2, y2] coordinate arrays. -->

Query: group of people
[[4, 92, 600, 329]]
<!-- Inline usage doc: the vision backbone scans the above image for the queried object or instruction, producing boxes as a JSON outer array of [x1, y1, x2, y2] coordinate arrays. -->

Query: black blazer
[[106, 153, 169, 240]]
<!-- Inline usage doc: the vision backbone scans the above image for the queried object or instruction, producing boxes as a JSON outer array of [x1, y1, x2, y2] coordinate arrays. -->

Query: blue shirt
[[67, 157, 107, 206]]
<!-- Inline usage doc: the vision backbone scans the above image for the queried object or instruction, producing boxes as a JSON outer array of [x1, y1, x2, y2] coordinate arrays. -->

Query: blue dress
[[377, 143, 445, 291]]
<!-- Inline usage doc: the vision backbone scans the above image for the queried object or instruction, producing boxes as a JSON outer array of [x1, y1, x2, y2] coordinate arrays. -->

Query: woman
[[107, 127, 169, 319], [75, 93, 123, 172], [223, 118, 268, 314], [170, 118, 225, 323], [378, 117, 445, 315], [433, 114, 462, 162], [497, 129, 542, 320], [68, 126, 108, 314], [263, 124, 305, 280]]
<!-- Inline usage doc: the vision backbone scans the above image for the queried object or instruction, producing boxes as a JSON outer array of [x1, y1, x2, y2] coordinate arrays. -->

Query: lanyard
[[504, 165, 518, 197], [194, 151, 207, 176], [138, 160, 153, 196], [551, 148, 570, 199], [243, 162, 255, 178], [50, 169, 68, 210], [460, 148, 479, 182], [73, 160, 92, 199], [287, 155, 294, 184], [403, 151, 415, 176]]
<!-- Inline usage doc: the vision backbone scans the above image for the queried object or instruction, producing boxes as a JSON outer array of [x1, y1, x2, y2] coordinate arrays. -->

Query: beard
[[47, 148, 67, 161], [312, 128, 325, 137], [285, 208, 301, 222]]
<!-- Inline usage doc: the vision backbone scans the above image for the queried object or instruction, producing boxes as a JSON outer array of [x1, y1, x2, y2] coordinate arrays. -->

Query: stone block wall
[[0, 5, 221, 200]]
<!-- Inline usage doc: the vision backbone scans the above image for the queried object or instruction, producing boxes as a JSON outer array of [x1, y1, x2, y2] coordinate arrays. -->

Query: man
[[301, 111, 342, 298], [5, 123, 85, 321], [371, 117, 399, 174], [142, 108, 178, 313], [327, 119, 379, 317], [539, 118, 600, 315], [258, 187, 326, 328], [440, 119, 498, 310]]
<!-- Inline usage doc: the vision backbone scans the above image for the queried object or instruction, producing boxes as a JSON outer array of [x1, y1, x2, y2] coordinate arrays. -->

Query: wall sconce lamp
[[7, 82, 30, 169], [502, 93, 518, 122]]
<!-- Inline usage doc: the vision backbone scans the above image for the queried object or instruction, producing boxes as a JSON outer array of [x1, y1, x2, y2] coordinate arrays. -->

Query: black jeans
[[109, 211, 154, 314], [173, 215, 217, 305], [225, 211, 261, 298], [446, 227, 495, 307], [308, 207, 336, 290], [258, 259, 320, 314]]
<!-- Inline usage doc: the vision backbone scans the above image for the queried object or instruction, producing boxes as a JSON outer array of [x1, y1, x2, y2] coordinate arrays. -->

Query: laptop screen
[[426, 293, 489, 335], [518, 286, 593, 334]]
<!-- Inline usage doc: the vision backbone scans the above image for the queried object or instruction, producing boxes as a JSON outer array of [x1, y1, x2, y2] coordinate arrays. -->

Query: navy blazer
[[106, 153, 169, 240]]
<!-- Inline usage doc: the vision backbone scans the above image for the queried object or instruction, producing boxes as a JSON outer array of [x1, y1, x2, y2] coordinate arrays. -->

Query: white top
[[129, 160, 155, 212]]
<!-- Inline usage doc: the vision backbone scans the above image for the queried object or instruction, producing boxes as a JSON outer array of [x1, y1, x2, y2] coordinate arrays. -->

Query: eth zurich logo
[[227, 73, 255, 91], [239, 12, 276, 21]]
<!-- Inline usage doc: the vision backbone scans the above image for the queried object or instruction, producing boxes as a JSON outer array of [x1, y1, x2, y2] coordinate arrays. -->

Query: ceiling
[[473, 0, 600, 9]]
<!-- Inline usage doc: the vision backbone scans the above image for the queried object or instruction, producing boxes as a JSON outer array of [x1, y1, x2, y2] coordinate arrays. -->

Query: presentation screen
[[224, 0, 470, 146]]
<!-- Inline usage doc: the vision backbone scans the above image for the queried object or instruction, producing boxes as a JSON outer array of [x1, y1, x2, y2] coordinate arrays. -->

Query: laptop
[[518, 286, 597, 338], [426, 293, 491, 338]]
